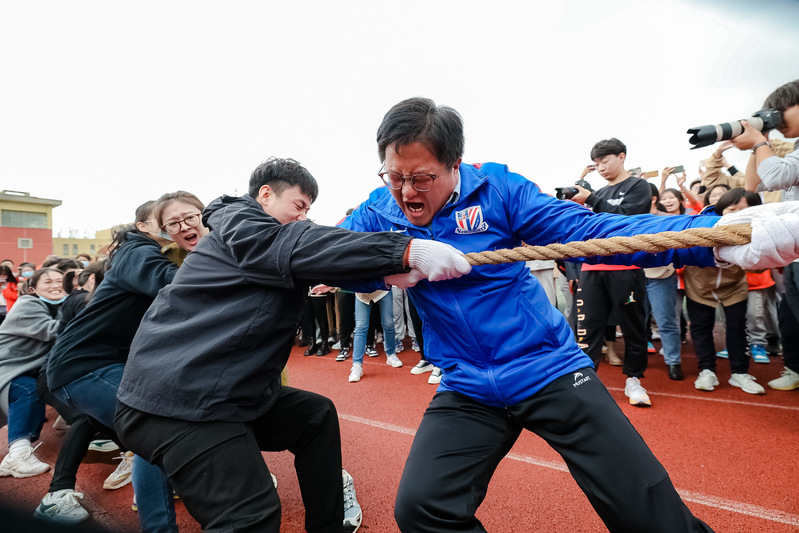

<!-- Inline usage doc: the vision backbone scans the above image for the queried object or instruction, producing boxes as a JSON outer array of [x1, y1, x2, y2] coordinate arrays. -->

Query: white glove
[[714, 201, 799, 269], [407, 239, 472, 282]]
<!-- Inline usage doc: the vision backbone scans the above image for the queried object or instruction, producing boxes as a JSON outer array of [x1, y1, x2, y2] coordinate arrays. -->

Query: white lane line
[[339, 413, 417, 436], [340, 413, 799, 526], [678, 490, 799, 527], [605, 387, 799, 411]]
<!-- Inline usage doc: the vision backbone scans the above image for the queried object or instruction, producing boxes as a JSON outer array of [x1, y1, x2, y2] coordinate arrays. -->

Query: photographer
[[732, 79, 799, 391]]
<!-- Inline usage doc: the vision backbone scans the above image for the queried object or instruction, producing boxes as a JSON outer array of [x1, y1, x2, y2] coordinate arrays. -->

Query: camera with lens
[[687, 108, 783, 149], [555, 179, 593, 200]]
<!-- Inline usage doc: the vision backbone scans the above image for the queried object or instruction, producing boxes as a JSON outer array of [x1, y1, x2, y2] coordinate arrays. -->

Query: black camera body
[[555, 179, 593, 200], [687, 108, 783, 149]]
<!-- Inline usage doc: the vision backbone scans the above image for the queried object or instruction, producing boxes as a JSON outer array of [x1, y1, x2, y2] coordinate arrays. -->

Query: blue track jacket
[[341, 162, 721, 407]]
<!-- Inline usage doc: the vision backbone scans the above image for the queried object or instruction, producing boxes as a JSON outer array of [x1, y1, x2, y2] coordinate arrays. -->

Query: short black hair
[[714, 188, 762, 213], [648, 182, 659, 200], [703, 183, 731, 206], [590, 138, 627, 161], [248, 157, 318, 203], [377, 97, 464, 167], [764, 79, 799, 111]]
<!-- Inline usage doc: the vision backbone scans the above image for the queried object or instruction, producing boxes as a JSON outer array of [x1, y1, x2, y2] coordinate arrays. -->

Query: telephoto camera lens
[[687, 108, 783, 149]]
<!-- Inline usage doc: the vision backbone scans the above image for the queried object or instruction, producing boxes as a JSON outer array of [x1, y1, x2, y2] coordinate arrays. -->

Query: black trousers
[[686, 298, 748, 374], [780, 263, 799, 373], [394, 368, 714, 533], [336, 291, 355, 350], [576, 269, 649, 377], [302, 296, 330, 347], [115, 387, 344, 533], [408, 298, 425, 361]]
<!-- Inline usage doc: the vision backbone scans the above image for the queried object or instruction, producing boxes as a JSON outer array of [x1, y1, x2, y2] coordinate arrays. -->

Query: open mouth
[[406, 202, 424, 215], [182, 231, 199, 248]]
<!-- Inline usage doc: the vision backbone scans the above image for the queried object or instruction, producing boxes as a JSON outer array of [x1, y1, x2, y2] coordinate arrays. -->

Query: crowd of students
[[0, 80, 797, 533]]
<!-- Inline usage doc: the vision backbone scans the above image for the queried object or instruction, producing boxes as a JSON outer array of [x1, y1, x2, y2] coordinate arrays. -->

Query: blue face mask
[[21, 271, 33, 278], [80, 261, 89, 267], [158, 231, 173, 241], [38, 295, 67, 305]]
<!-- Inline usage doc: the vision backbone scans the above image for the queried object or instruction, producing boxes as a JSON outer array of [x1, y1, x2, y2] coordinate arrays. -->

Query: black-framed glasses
[[161, 213, 201, 235], [378, 166, 445, 192]]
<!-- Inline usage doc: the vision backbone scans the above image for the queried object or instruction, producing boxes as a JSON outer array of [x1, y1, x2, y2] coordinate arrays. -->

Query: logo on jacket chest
[[454, 205, 489, 234]]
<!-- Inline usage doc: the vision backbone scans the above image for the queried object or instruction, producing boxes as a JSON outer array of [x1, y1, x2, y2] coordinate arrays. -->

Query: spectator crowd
[[1, 79, 799, 533]]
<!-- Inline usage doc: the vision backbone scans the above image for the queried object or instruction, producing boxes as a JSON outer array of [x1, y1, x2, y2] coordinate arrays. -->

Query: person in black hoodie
[[46, 202, 181, 532], [114, 157, 470, 533]]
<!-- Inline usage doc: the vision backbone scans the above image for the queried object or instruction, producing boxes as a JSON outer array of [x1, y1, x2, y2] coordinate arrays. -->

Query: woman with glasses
[[154, 191, 209, 253], [44, 200, 181, 530]]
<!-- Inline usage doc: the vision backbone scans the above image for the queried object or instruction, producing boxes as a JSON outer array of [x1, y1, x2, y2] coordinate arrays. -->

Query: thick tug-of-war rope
[[463, 223, 753, 266]]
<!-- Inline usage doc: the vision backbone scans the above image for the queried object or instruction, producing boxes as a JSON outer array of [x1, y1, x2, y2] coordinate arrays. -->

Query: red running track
[[2, 332, 798, 532]]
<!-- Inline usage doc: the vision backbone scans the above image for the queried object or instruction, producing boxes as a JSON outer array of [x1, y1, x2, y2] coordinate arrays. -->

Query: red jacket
[[3, 281, 18, 311]]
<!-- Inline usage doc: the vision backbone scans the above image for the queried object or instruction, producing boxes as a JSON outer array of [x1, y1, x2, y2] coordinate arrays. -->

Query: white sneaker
[[386, 354, 403, 368], [87, 439, 119, 453], [428, 367, 442, 384], [34, 489, 89, 524], [729, 373, 765, 395], [342, 470, 362, 533], [103, 451, 134, 490], [331, 341, 342, 350], [768, 368, 799, 391], [348, 364, 363, 383], [694, 369, 719, 391], [271, 473, 278, 488], [0, 444, 50, 478], [624, 377, 651, 406], [410, 361, 434, 375]]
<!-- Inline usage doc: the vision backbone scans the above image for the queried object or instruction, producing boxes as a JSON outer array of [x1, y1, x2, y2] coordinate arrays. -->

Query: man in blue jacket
[[342, 97, 799, 532]]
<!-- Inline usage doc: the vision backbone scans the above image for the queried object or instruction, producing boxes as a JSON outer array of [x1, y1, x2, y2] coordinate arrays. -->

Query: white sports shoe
[[624, 377, 651, 406], [410, 361, 434, 375], [34, 489, 89, 524], [386, 354, 403, 368], [348, 364, 363, 383], [768, 368, 799, 390], [342, 470, 362, 533], [694, 369, 720, 391], [103, 451, 134, 490], [428, 367, 442, 384], [729, 373, 765, 395], [0, 444, 50, 478]]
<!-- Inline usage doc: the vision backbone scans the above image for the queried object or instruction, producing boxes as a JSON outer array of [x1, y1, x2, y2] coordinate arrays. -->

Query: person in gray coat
[[0, 268, 65, 478]]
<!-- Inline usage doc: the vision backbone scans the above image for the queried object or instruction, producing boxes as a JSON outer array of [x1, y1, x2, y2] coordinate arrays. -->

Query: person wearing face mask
[[16, 263, 36, 295], [0, 265, 19, 325], [74, 254, 92, 268], [0, 268, 65, 478]]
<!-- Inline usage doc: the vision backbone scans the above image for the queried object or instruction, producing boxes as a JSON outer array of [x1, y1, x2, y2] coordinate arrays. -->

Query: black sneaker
[[336, 348, 350, 362]]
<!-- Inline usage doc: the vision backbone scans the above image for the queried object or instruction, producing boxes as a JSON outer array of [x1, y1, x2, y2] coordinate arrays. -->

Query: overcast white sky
[[1, 0, 798, 237]]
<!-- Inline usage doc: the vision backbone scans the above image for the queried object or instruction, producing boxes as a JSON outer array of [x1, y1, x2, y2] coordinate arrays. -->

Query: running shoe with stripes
[[34, 489, 89, 524], [342, 470, 362, 533]]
